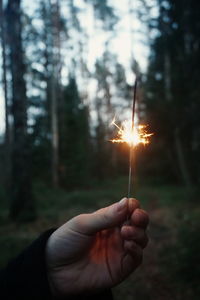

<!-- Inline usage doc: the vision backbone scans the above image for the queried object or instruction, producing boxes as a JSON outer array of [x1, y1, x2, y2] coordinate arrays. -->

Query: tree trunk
[[49, 0, 61, 187], [6, 0, 35, 221], [163, 50, 191, 186], [164, 52, 173, 102], [50, 74, 59, 186], [42, 0, 61, 187], [174, 128, 192, 187], [0, 0, 11, 187]]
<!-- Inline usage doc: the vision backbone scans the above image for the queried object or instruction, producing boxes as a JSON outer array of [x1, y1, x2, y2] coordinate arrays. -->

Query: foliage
[[145, 0, 200, 185], [59, 77, 91, 188], [161, 212, 200, 299]]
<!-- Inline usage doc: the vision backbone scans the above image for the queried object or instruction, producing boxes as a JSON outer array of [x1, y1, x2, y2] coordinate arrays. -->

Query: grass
[[0, 177, 199, 299]]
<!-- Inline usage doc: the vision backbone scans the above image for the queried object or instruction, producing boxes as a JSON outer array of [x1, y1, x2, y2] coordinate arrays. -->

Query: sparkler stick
[[110, 79, 153, 202], [127, 78, 137, 199]]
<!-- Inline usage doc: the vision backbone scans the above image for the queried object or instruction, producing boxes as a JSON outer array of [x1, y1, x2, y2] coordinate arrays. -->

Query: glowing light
[[110, 118, 153, 147]]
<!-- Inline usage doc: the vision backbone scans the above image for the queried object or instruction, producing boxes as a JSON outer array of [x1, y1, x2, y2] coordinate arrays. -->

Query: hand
[[46, 198, 149, 297]]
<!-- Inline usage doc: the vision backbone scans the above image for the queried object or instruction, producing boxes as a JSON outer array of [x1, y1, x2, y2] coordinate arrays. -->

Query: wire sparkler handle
[[127, 77, 138, 199]]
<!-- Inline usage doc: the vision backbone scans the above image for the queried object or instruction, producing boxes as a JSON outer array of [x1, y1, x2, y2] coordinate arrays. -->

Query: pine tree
[[0, 0, 11, 187], [60, 77, 91, 188], [6, 0, 35, 221]]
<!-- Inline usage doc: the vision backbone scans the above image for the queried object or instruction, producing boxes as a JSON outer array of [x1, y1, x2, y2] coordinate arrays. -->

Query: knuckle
[[73, 213, 88, 227]]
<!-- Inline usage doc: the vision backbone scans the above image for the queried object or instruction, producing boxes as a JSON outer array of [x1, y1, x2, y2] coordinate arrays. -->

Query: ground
[[0, 177, 200, 299]]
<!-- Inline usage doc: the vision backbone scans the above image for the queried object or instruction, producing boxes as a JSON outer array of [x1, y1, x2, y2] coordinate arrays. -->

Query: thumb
[[69, 198, 128, 235]]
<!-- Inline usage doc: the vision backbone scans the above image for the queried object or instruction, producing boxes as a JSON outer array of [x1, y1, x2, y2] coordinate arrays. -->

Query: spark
[[110, 119, 153, 147]]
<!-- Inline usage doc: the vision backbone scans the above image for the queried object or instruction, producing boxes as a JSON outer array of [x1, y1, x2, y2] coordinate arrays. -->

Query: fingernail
[[117, 198, 127, 211]]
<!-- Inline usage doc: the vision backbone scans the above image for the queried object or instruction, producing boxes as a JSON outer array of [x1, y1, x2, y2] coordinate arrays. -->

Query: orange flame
[[110, 118, 153, 147]]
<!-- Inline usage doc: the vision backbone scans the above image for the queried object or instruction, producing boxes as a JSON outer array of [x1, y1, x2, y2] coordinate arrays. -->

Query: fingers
[[121, 225, 149, 248], [69, 197, 129, 235], [68, 198, 149, 236], [121, 208, 149, 250], [124, 240, 143, 263], [127, 198, 140, 215], [131, 208, 149, 229]]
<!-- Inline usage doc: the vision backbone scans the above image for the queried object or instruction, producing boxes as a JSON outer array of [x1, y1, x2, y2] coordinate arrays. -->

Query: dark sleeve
[[0, 229, 113, 300], [0, 229, 55, 300]]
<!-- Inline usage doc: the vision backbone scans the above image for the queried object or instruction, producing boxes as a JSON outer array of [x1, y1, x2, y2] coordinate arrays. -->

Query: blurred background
[[0, 0, 200, 299]]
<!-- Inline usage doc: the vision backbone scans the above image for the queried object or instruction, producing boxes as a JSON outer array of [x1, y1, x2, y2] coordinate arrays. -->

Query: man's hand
[[46, 198, 149, 296]]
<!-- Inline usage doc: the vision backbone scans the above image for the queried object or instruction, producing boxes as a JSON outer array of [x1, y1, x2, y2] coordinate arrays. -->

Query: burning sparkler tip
[[110, 119, 153, 147]]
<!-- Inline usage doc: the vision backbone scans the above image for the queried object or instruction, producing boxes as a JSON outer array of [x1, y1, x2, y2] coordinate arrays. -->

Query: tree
[[59, 77, 91, 188], [6, 0, 35, 221], [0, 0, 11, 186], [30, 0, 63, 186], [144, 0, 200, 185]]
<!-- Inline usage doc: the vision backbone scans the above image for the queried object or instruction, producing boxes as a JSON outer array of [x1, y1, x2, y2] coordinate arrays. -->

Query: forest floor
[[0, 177, 200, 300]]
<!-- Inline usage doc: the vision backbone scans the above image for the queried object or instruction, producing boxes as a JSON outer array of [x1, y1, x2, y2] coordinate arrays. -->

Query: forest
[[0, 0, 200, 299]]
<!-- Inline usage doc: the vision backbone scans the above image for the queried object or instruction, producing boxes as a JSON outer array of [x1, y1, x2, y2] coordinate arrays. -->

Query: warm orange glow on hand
[[110, 118, 153, 147]]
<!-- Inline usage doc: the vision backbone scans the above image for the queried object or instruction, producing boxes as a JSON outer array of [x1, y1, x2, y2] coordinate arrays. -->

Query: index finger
[[127, 198, 140, 215]]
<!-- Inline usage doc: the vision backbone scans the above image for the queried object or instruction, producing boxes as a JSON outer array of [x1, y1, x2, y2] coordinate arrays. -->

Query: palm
[[76, 227, 135, 288], [49, 226, 137, 295]]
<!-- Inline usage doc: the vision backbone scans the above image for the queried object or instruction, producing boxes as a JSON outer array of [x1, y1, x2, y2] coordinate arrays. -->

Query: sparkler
[[128, 78, 137, 199], [110, 78, 153, 199]]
